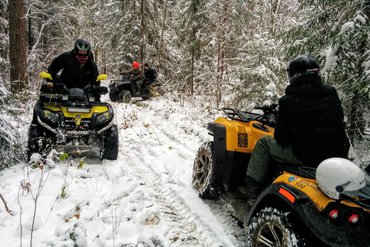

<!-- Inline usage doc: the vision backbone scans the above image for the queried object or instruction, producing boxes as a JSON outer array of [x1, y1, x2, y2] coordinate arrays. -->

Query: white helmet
[[316, 158, 370, 200]]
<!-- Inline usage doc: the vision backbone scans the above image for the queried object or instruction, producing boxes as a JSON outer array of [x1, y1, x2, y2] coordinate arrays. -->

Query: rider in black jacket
[[237, 55, 350, 200], [47, 39, 99, 89], [275, 64, 349, 166]]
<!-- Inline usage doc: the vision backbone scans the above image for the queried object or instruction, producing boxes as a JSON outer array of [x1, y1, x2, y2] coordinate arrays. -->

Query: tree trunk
[[28, 3, 32, 50], [216, 1, 228, 107], [140, 0, 145, 64], [347, 1, 370, 142], [190, 25, 195, 95], [9, 0, 28, 93], [0, 1, 7, 59], [158, 0, 168, 72], [269, 0, 281, 38]]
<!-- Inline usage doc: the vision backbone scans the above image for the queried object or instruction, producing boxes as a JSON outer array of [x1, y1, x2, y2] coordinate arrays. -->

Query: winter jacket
[[128, 68, 143, 82], [144, 67, 157, 83], [48, 50, 99, 89], [274, 73, 349, 167]]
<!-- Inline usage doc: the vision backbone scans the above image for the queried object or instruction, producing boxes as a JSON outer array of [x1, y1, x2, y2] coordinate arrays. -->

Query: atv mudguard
[[110, 79, 133, 94], [207, 122, 252, 190], [246, 174, 370, 247]]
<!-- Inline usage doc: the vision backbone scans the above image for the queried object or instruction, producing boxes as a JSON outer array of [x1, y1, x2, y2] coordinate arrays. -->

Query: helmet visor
[[343, 173, 370, 200]]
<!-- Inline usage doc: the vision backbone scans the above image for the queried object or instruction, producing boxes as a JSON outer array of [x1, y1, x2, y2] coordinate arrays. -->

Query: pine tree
[[9, 0, 28, 93], [282, 0, 370, 141], [0, 0, 9, 84]]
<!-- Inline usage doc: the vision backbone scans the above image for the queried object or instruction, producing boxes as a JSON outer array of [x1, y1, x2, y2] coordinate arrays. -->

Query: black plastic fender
[[246, 183, 370, 247], [207, 123, 227, 184]]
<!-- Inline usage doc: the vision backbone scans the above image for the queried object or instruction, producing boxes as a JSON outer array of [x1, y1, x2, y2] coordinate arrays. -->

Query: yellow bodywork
[[39, 71, 108, 82], [274, 173, 370, 212], [214, 117, 274, 153], [44, 104, 109, 126]]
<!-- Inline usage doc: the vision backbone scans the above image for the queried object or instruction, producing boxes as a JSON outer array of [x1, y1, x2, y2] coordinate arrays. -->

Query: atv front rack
[[222, 108, 261, 122]]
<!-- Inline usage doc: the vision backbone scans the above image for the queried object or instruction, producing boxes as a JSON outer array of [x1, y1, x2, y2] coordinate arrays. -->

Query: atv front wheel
[[118, 90, 131, 103], [102, 124, 119, 160], [27, 124, 41, 160], [192, 142, 218, 199], [248, 207, 306, 247], [141, 87, 151, 100], [109, 92, 117, 102]]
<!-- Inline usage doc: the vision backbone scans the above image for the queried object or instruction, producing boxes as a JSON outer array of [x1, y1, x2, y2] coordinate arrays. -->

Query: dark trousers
[[247, 135, 303, 183]]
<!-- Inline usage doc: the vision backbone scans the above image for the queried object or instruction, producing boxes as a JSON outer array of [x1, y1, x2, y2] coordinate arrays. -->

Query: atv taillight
[[348, 213, 359, 224], [329, 209, 339, 220]]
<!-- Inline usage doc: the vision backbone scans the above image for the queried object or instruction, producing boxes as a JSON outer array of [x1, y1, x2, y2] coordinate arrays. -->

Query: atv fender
[[207, 123, 230, 184], [246, 183, 370, 247], [207, 122, 226, 164], [119, 84, 133, 95]]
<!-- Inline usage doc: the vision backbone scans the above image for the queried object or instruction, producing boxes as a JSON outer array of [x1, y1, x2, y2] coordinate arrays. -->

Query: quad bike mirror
[[39, 71, 53, 81], [96, 74, 108, 81]]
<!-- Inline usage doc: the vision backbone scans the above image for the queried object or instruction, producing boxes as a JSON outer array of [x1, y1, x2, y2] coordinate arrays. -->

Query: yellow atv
[[27, 72, 118, 160], [192, 106, 370, 247]]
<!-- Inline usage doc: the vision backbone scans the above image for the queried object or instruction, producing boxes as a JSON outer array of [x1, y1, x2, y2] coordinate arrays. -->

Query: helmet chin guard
[[74, 39, 91, 64], [316, 158, 370, 200]]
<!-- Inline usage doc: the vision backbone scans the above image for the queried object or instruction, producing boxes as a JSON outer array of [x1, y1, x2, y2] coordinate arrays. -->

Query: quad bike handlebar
[[39, 71, 108, 99], [222, 104, 278, 127], [255, 103, 278, 115]]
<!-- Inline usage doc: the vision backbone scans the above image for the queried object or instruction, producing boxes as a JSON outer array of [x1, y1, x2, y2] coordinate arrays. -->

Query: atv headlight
[[43, 110, 59, 126], [96, 111, 111, 126]]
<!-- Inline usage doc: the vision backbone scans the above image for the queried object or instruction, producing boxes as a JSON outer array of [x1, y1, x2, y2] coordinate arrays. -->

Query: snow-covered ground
[[0, 93, 248, 247]]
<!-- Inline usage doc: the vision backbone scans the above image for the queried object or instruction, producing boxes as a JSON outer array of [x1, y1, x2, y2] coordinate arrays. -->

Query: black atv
[[109, 73, 151, 103], [192, 105, 370, 247], [27, 72, 119, 161]]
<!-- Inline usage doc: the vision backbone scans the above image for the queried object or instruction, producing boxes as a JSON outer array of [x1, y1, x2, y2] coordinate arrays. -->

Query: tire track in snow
[[140, 141, 248, 247], [114, 99, 246, 246], [140, 104, 203, 156], [122, 148, 227, 247]]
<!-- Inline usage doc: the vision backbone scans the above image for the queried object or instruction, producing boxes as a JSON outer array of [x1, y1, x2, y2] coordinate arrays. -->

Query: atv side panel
[[213, 117, 274, 153]]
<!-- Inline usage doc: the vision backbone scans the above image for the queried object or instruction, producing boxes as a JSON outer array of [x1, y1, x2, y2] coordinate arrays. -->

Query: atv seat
[[69, 88, 86, 101]]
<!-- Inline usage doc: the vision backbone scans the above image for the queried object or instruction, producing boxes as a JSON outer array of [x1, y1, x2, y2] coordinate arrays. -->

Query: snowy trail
[[0, 95, 247, 247]]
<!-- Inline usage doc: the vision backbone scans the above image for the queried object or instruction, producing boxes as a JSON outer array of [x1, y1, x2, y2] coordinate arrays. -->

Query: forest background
[[0, 0, 370, 168]]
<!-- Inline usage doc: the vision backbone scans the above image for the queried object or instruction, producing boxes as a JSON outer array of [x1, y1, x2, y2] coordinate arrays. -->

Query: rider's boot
[[236, 176, 261, 200]]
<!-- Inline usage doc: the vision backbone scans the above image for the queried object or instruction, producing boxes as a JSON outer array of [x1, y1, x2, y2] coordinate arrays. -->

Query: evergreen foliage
[[0, 0, 24, 169], [1, 0, 368, 168], [0, 78, 24, 169], [0, 0, 9, 86], [282, 0, 370, 141]]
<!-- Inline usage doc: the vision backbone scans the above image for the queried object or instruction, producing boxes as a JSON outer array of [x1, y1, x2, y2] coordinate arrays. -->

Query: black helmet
[[287, 54, 320, 79], [74, 39, 91, 63]]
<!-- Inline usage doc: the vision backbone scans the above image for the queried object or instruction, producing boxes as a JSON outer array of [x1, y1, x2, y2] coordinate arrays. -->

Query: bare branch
[[0, 193, 13, 215]]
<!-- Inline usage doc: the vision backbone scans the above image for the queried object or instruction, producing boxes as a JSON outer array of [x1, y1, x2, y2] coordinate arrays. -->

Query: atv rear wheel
[[102, 124, 119, 160], [192, 142, 218, 199], [141, 87, 151, 100], [248, 207, 305, 247], [118, 90, 131, 103], [109, 92, 117, 102]]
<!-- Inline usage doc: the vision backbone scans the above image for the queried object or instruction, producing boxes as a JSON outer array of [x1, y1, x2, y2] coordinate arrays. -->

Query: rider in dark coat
[[47, 39, 99, 89], [237, 54, 350, 200], [32, 39, 100, 124], [143, 63, 157, 84], [275, 68, 349, 166]]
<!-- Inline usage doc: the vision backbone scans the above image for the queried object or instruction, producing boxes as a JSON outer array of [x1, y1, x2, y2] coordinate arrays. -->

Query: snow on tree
[[282, 0, 370, 142]]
